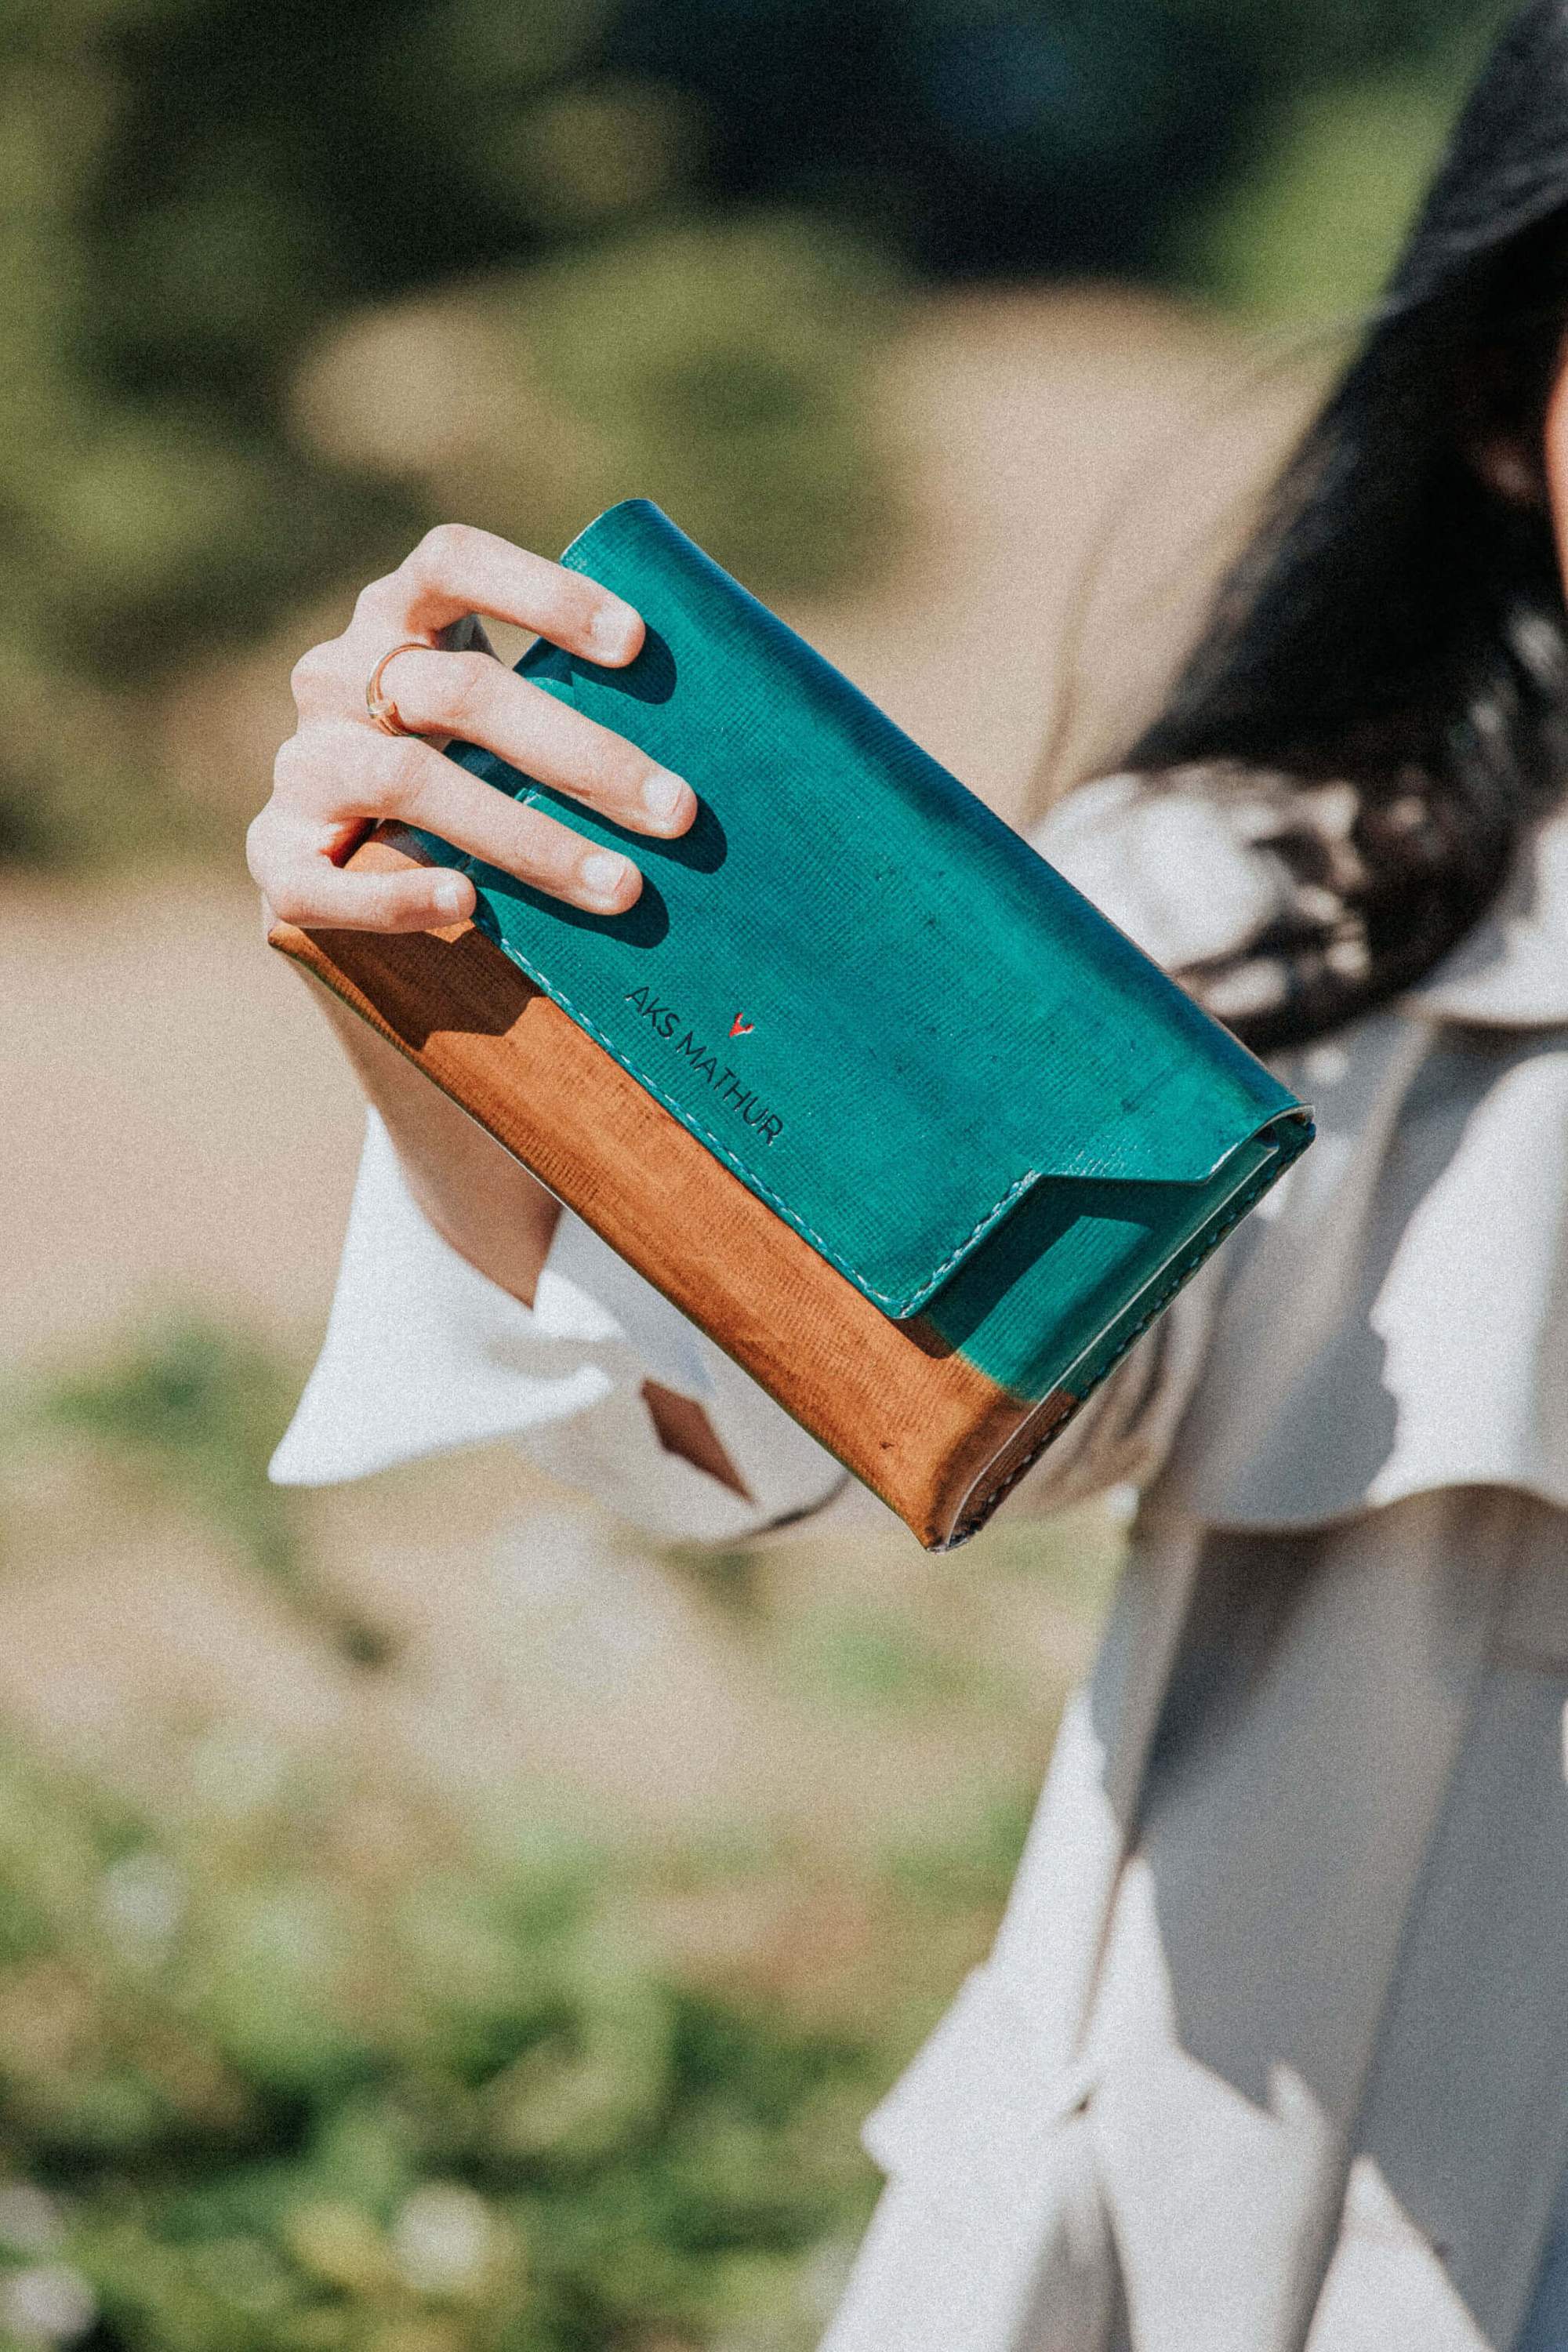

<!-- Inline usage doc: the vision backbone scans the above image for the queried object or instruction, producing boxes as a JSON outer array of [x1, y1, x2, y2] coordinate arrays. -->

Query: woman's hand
[[253, 526, 749, 1499], [247, 522, 697, 931]]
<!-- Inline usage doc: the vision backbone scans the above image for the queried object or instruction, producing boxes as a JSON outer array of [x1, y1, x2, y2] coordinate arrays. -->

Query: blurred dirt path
[[3, 872, 365, 1363], [9, 289, 1317, 1367]]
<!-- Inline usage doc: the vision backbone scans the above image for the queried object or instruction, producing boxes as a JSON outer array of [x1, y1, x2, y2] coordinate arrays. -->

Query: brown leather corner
[[944, 1386, 1081, 1548], [270, 830, 1075, 1548]]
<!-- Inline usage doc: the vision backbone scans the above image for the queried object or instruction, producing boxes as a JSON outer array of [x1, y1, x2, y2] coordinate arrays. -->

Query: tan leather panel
[[269, 831, 1074, 1548]]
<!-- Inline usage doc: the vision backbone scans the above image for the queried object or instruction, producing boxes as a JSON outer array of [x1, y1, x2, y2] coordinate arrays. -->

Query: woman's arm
[[251, 524, 754, 1495], [303, 975, 561, 1307], [303, 976, 750, 1497]]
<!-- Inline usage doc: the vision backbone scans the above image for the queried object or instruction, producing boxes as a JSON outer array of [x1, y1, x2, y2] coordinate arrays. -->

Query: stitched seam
[[948, 1119, 1313, 1544], [944, 1115, 1316, 1548], [456, 635, 1312, 1322], [477, 918, 1040, 1314], [458, 810, 1310, 1317]]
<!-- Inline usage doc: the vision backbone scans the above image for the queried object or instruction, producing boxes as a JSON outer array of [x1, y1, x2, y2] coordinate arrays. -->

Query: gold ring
[[365, 641, 431, 737]]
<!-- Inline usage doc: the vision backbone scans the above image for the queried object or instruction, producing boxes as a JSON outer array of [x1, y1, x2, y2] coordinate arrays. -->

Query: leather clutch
[[270, 499, 1314, 1549]]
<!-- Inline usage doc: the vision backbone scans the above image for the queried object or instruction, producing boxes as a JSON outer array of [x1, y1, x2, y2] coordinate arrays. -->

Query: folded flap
[[417, 501, 1307, 1320]]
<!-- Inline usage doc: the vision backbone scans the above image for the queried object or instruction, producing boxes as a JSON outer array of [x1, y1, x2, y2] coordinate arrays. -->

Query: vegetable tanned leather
[[270, 501, 1313, 1548]]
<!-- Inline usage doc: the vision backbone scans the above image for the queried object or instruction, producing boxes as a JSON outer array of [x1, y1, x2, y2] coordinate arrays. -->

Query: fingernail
[[434, 873, 469, 917], [582, 850, 634, 904], [590, 605, 641, 662], [642, 768, 695, 829]]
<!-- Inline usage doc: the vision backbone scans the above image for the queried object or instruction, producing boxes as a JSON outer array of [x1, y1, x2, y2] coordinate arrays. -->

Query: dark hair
[[1127, 0, 1568, 1051]]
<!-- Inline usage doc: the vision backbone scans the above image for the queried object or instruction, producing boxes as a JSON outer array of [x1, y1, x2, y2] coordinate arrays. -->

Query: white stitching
[[454, 802, 1311, 1319], [479, 920, 1039, 1314], [945, 1115, 1315, 1546]]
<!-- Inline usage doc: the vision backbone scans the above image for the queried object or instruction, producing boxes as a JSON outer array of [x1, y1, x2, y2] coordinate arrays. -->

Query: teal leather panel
[[417, 500, 1310, 1322], [927, 1127, 1292, 1397]]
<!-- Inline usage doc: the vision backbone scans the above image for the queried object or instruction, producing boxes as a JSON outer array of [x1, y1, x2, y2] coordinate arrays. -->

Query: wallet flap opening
[[408, 500, 1308, 1321]]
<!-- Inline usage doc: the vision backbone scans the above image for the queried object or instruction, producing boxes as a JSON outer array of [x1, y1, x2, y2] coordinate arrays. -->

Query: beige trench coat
[[826, 791, 1568, 2352], [275, 783, 1568, 2352]]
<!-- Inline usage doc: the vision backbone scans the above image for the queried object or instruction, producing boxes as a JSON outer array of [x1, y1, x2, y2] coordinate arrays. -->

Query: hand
[[258, 524, 750, 1501], [248, 522, 698, 931]]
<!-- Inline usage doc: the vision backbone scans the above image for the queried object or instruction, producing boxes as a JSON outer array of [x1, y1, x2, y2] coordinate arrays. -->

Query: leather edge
[[268, 833, 1068, 1550]]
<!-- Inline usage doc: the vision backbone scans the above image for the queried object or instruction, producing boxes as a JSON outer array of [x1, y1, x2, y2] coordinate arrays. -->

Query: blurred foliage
[[611, 0, 1506, 278], [506, 218, 901, 593], [31, 1315, 392, 1668], [782, 1603, 1004, 1709], [39, 1319, 300, 1581], [0, 0, 1524, 867], [0, 0, 904, 874], [0, 1740, 884, 2352], [1183, 68, 1463, 324], [1181, 12, 1514, 318]]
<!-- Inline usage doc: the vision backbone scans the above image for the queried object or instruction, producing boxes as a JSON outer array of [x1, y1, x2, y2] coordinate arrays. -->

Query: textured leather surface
[[269, 837, 1076, 1551], [924, 1133, 1288, 1395], [410, 499, 1309, 1320]]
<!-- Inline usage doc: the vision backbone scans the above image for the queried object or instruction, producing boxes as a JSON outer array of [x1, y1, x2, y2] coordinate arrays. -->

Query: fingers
[[252, 827, 479, 933], [264, 523, 685, 934], [250, 725, 647, 927], [357, 522, 644, 668], [394, 752, 646, 913], [375, 649, 696, 839]]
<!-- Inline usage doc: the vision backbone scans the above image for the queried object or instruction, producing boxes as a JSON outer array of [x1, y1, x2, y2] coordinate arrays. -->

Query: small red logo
[[730, 1015, 755, 1039]]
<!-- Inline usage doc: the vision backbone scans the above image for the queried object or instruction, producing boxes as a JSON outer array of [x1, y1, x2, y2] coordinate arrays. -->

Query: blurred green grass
[[0, 1730, 883, 2352], [0, 1307, 1118, 2350]]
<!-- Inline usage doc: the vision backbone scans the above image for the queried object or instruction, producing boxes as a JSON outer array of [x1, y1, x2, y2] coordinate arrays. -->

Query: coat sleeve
[[271, 779, 1233, 1544], [268, 1106, 852, 1544]]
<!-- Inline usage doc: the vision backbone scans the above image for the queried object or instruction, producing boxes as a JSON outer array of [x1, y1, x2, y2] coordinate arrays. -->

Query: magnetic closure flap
[[413, 501, 1308, 1320]]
